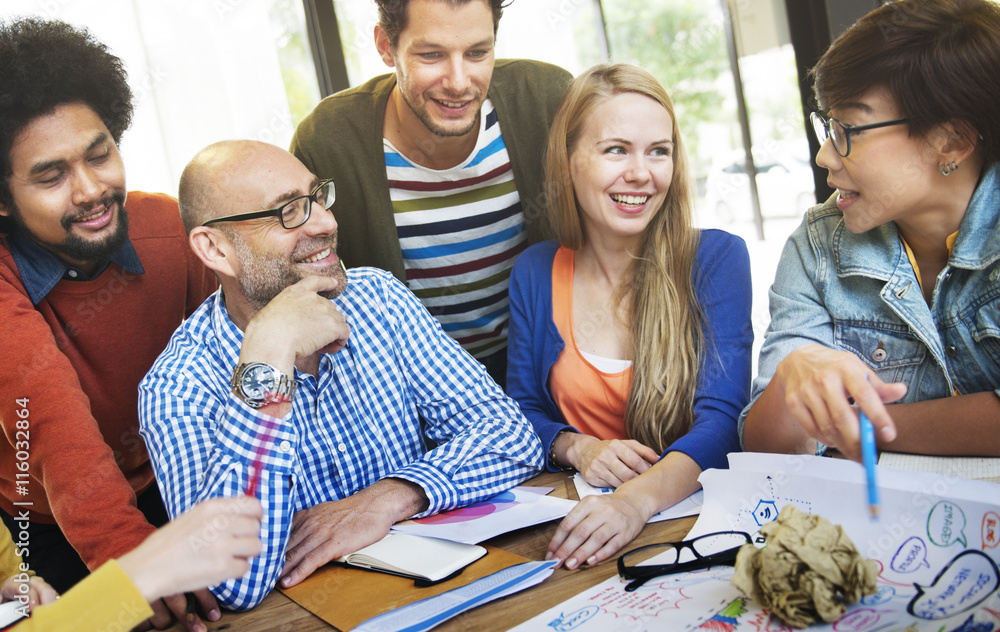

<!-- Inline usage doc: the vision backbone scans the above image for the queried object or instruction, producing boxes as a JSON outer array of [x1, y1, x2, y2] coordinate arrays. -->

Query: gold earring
[[940, 161, 958, 176]]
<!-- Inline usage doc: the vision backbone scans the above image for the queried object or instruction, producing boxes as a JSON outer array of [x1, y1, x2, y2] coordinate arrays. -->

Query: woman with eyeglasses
[[741, 0, 1000, 461], [506, 63, 752, 570]]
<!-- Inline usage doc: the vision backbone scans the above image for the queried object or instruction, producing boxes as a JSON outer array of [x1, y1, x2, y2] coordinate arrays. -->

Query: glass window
[[496, 0, 604, 76], [329, 0, 383, 86], [331, 0, 605, 86], [1, 0, 320, 195], [599, 0, 813, 245], [598, 0, 742, 226]]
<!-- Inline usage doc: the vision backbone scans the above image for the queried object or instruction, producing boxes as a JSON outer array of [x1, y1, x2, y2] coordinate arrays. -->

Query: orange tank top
[[549, 247, 632, 440]]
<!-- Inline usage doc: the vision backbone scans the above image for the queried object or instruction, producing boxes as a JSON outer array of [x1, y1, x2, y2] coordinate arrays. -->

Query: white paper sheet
[[513, 453, 1000, 632], [353, 560, 558, 632], [391, 487, 577, 544], [572, 473, 703, 523]]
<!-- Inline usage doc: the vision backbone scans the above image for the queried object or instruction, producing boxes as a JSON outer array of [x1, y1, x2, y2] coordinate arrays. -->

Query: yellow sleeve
[[11, 560, 153, 632], [0, 521, 21, 579]]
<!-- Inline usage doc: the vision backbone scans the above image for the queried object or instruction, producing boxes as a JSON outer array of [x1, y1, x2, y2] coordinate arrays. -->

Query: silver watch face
[[240, 364, 277, 399]]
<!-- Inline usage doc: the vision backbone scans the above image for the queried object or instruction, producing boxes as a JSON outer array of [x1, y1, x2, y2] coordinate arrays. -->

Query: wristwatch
[[231, 362, 296, 409]]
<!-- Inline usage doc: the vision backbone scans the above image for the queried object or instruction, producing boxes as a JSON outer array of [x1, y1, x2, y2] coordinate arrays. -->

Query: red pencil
[[245, 415, 280, 497]]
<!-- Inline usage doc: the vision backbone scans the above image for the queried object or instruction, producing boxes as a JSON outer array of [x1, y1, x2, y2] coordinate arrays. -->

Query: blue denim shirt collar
[[7, 228, 144, 304], [834, 162, 1000, 280], [949, 162, 1000, 269]]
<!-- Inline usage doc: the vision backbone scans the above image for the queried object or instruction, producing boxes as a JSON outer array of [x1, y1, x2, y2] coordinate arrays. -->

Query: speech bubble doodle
[[891, 537, 930, 573], [831, 608, 893, 631], [982, 512, 1000, 550], [907, 550, 1000, 620], [927, 501, 968, 548], [860, 585, 896, 607], [547, 605, 600, 631], [583, 584, 692, 621]]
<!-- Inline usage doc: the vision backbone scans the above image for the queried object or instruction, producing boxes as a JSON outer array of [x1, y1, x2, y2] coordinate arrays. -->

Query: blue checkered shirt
[[138, 268, 542, 610]]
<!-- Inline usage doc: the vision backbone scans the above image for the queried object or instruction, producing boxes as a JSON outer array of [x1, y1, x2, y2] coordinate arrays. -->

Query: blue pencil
[[859, 409, 879, 518]]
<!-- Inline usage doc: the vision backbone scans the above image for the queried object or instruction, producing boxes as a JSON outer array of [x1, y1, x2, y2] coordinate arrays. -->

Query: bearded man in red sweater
[[0, 18, 218, 631]]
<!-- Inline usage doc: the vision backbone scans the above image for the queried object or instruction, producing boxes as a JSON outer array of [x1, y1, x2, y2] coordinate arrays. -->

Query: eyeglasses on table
[[616, 530, 753, 592]]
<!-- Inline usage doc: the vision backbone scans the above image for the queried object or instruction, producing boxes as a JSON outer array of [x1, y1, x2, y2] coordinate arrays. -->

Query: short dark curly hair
[[376, 0, 513, 49], [0, 18, 133, 213]]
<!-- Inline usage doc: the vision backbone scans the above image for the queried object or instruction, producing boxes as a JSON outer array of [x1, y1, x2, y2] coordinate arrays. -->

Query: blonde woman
[[507, 63, 752, 569]]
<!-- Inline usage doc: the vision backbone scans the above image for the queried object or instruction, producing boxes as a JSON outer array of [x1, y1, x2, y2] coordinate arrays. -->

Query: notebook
[[878, 451, 1000, 483], [337, 533, 487, 582], [0, 600, 27, 628]]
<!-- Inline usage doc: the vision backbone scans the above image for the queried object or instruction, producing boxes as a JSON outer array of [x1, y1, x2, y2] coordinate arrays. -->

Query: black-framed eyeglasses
[[617, 531, 752, 592], [202, 179, 336, 230], [810, 112, 909, 158]]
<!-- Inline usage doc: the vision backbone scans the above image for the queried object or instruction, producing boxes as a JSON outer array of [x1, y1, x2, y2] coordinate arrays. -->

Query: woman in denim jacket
[[741, 0, 1000, 461]]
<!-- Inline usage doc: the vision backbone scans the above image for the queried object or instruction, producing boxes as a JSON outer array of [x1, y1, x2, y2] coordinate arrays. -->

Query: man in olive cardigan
[[290, 0, 572, 387]]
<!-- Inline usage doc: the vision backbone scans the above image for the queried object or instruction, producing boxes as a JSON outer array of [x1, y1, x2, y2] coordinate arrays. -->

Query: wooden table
[[172, 472, 698, 632]]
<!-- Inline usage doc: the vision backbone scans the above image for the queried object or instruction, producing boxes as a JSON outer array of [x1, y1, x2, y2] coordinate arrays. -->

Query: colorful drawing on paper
[[983, 512, 1000, 550], [698, 598, 748, 632], [509, 454, 1000, 632], [410, 491, 518, 524], [928, 501, 969, 548], [545, 606, 599, 631], [907, 550, 1000, 620], [946, 613, 995, 632]]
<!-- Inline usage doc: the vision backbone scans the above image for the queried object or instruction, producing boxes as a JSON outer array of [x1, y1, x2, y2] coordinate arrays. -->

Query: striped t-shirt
[[385, 99, 526, 359]]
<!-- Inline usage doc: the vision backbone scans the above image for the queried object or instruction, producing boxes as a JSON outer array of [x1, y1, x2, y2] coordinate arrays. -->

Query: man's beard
[[398, 75, 481, 138], [230, 233, 348, 311], [11, 191, 130, 264]]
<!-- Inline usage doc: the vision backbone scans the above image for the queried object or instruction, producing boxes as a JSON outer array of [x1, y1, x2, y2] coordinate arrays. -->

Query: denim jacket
[[739, 162, 1000, 446]]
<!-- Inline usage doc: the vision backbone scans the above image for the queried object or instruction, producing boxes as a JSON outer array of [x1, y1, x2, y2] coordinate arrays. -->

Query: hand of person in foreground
[[546, 452, 702, 570], [547, 492, 652, 570], [280, 478, 428, 588], [554, 433, 659, 488], [773, 344, 907, 460], [121, 496, 263, 632], [0, 574, 57, 611]]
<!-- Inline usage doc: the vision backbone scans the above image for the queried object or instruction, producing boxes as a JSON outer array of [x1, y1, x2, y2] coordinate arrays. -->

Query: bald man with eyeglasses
[[138, 140, 543, 611]]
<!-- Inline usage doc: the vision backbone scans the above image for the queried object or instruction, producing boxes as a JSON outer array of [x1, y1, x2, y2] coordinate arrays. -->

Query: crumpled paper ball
[[730, 504, 878, 628]]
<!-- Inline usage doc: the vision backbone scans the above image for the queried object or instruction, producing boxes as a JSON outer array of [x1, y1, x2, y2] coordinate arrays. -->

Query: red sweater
[[0, 191, 217, 570]]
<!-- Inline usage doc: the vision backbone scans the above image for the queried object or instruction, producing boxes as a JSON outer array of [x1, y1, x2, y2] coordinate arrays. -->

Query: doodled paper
[[510, 567, 741, 632], [512, 453, 1000, 632], [688, 453, 1000, 631]]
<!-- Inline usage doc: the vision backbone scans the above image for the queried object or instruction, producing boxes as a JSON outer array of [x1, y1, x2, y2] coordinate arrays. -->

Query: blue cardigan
[[506, 231, 752, 472]]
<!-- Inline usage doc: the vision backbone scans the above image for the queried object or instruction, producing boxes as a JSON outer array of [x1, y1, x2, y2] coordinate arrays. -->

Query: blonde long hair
[[545, 63, 704, 453]]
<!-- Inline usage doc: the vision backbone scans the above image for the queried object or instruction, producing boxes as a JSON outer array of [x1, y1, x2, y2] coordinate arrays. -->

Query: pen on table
[[859, 407, 879, 519]]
